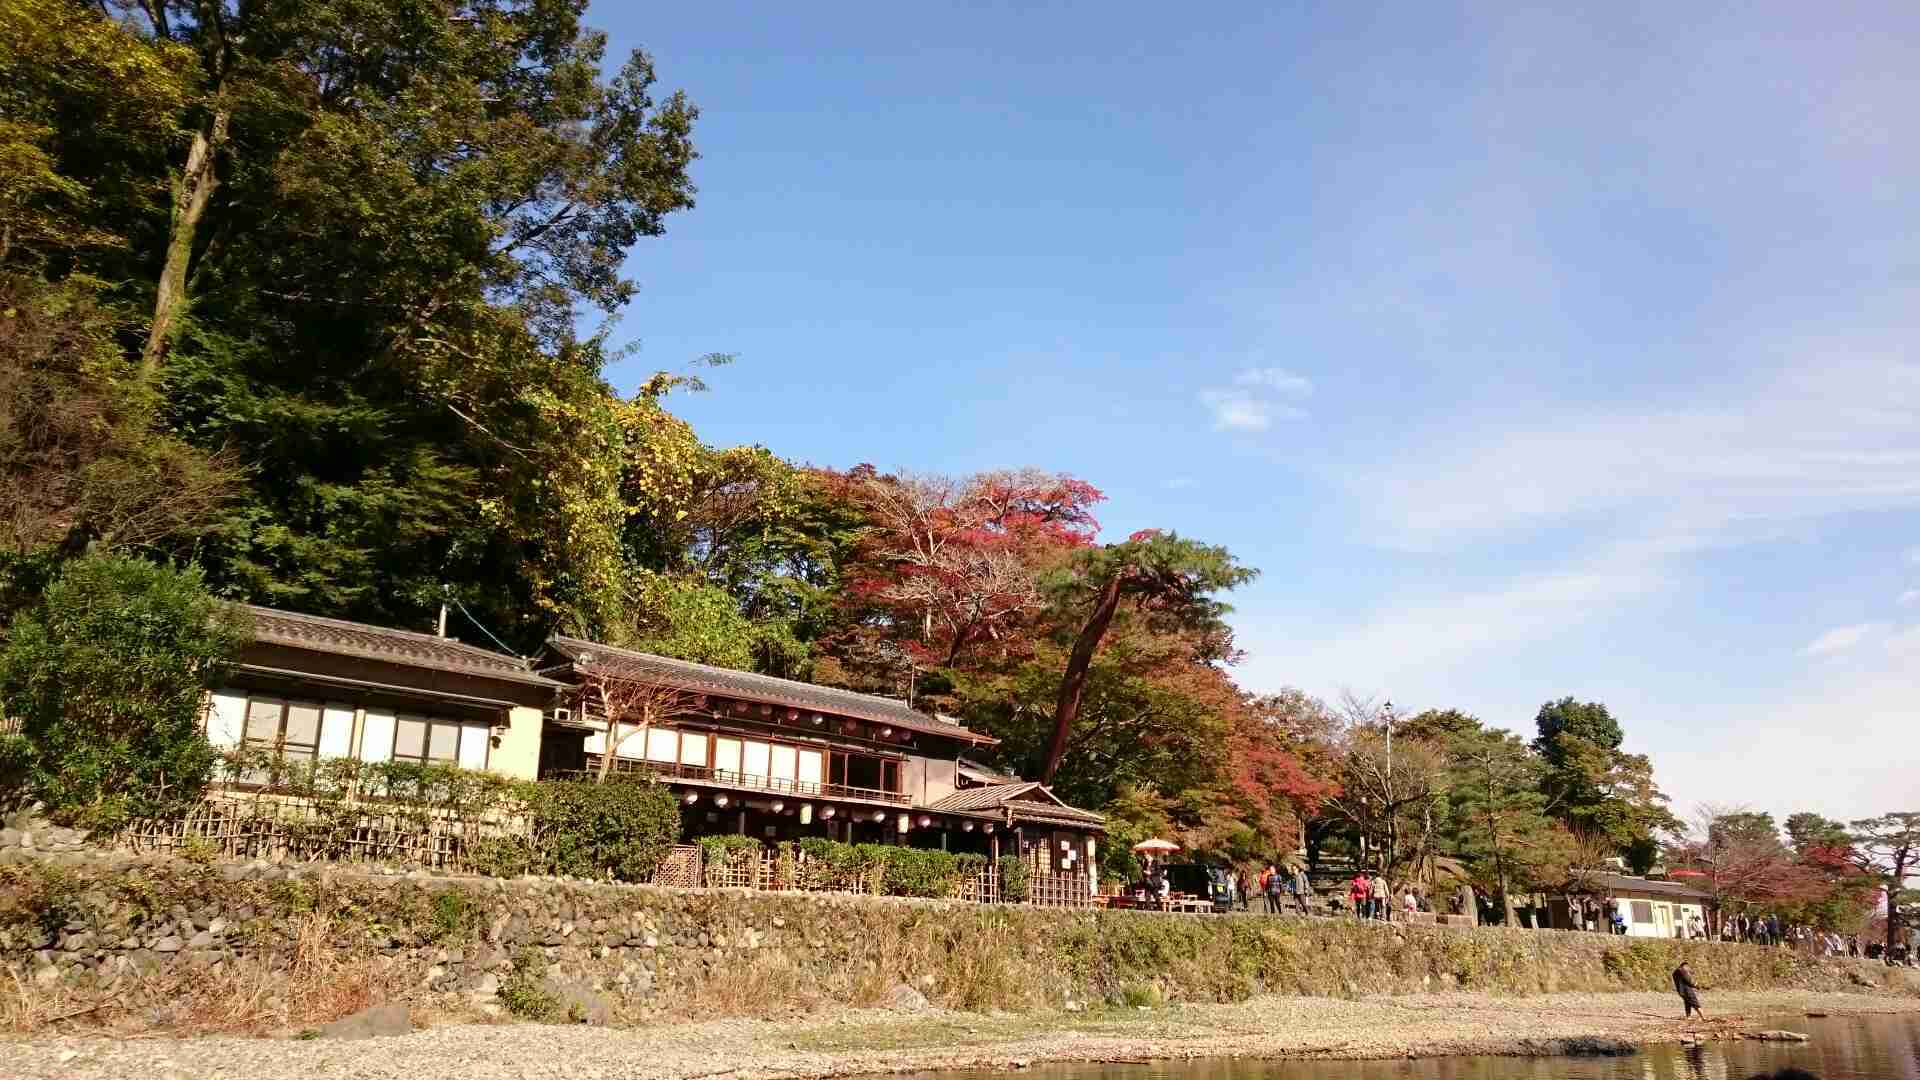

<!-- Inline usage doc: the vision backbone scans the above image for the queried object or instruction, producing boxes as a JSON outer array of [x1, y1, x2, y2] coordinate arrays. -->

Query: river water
[[920, 1015, 1920, 1080]]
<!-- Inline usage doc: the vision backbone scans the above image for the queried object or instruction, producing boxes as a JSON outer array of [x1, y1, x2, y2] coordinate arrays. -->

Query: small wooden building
[[1552, 871, 1711, 937]]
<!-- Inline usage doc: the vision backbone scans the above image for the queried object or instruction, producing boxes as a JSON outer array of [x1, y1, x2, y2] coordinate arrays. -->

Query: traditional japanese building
[[204, 606, 562, 779], [535, 636, 1104, 885], [194, 607, 1104, 893]]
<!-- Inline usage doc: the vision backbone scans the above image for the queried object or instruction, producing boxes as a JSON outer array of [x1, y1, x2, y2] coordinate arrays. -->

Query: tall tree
[[0, 0, 710, 642], [1444, 726, 1561, 925], [1531, 696, 1677, 864], [834, 467, 1101, 667], [1039, 530, 1253, 784], [1848, 812, 1920, 953]]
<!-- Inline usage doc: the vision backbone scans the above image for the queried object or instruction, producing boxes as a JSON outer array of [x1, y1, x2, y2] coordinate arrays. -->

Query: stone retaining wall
[[2, 845, 1913, 1027]]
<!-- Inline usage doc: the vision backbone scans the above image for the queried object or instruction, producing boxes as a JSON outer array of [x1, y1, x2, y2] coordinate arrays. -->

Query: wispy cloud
[[1899, 589, 1920, 607], [1234, 367, 1313, 396], [1199, 367, 1312, 432], [1332, 358, 1920, 553], [1803, 623, 1885, 657], [1199, 389, 1275, 431], [1235, 537, 1670, 701]]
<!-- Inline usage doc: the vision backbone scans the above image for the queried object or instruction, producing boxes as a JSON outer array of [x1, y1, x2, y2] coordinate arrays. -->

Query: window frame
[[389, 713, 486, 769], [241, 695, 324, 766]]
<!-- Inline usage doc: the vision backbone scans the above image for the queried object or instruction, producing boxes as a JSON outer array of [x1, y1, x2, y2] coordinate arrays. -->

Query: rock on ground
[[317, 1003, 412, 1040]]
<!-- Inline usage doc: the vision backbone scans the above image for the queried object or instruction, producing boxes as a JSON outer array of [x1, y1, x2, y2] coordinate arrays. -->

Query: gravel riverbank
[[6, 990, 1918, 1080]]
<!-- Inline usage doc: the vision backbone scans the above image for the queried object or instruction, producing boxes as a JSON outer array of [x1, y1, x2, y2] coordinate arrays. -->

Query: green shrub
[[878, 846, 986, 898], [429, 891, 475, 943], [0, 556, 248, 829], [0, 733, 31, 809], [698, 834, 762, 869], [998, 855, 1031, 903], [499, 947, 559, 1020], [465, 835, 537, 878], [522, 775, 680, 881]]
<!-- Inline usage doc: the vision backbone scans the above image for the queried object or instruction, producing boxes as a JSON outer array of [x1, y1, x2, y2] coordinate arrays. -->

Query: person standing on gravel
[[1292, 864, 1312, 915], [1370, 873, 1391, 922], [1349, 872, 1371, 919], [1673, 961, 1706, 1018]]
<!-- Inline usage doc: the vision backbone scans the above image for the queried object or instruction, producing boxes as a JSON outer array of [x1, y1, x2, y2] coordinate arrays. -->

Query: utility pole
[[1382, 699, 1395, 874]]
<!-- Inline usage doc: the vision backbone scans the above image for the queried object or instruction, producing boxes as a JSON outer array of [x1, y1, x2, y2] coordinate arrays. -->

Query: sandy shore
[[6, 990, 1918, 1080]]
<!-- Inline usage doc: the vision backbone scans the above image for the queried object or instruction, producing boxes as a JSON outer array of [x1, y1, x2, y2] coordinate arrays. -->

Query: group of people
[[1223, 863, 1312, 913], [1341, 870, 1432, 920]]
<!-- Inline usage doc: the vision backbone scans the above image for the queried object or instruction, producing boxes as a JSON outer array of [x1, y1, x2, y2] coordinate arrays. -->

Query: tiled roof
[[927, 782, 1105, 827], [242, 605, 559, 688], [958, 757, 1022, 785], [1571, 871, 1712, 900], [545, 636, 996, 745]]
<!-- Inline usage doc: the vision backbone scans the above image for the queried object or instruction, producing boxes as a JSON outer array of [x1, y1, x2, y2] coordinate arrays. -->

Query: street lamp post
[[1381, 699, 1395, 873]]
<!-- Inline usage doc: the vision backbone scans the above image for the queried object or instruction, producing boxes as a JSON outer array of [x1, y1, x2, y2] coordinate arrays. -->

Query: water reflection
[[917, 1014, 1920, 1080]]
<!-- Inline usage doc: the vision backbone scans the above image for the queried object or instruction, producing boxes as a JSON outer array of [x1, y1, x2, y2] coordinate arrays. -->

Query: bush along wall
[[2, 855, 1912, 1029], [117, 753, 683, 883]]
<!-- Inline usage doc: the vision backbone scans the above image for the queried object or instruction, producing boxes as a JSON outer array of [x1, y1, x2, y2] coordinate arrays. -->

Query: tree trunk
[[1040, 572, 1124, 784], [1888, 850, 1910, 954], [142, 102, 228, 377]]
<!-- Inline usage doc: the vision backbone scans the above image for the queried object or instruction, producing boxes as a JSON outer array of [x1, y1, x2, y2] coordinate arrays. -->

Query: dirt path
[[6, 990, 1917, 1080]]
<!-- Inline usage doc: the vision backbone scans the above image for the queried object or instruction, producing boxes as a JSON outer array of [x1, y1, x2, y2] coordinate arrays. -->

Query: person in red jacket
[[1349, 872, 1372, 920]]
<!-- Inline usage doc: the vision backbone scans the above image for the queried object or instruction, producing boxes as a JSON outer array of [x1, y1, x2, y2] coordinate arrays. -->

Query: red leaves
[[822, 466, 1106, 668]]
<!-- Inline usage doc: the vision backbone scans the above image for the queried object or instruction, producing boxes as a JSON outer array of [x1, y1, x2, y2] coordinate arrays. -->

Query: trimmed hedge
[[702, 836, 988, 898], [133, 751, 682, 884]]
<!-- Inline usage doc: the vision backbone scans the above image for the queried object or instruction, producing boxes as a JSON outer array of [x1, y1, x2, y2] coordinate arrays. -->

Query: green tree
[[1784, 812, 1851, 854], [0, 273, 239, 572], [627, 572, 803, 673], [1443, 726, 1563, 924], [1040, 531, 1254, 783], [1531, 696, 1677, 861], [9, 1, 701, 647], [1848, 812, 1920, 954], [1398, 708, 1482, 743], [0, 555, 249, 827]]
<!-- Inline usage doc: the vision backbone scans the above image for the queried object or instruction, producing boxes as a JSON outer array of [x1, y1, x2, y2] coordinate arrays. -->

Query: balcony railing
[[567, 757, 913, 806]]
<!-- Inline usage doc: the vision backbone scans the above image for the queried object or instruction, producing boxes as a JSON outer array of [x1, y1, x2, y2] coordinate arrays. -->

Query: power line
[[451, 596, 522, 658]]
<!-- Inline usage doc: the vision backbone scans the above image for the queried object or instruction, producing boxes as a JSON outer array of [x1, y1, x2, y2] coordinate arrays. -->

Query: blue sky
[[593, 1, 1920, 826]]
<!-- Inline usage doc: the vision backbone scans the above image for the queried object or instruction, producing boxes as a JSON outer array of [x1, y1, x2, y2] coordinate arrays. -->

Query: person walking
[[1237, 870, 1252, 912], [1350, 872, 1372, 920], [1292, 863, 1313, 915], [1370, 872, 1391, 922], [1673, 961, 1706, 1018], [1265, 865, 1286, 914]]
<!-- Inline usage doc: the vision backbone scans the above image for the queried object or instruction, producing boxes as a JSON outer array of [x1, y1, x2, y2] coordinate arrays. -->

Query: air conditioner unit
[[552, 707, 572, 724]]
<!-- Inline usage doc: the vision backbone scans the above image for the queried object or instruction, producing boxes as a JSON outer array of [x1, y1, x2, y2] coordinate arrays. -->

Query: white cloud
[[1332, 358, 1920, 552], [1908, 548, 1920, 565], [1233, 367, 1313, 396], [1803, 623, 1886, 657], [1199, 367, 1312, 432], [1199, 389, 1272, 432], [1234, 539, 1668, 703], [1898, 589, 1920, 607], [1883, 625, 1920, 656], [1647, 669, 1920, 822]]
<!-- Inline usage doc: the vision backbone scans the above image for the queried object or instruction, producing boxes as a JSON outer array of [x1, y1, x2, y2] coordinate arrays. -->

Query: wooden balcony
[[566, 757, 914, 807]]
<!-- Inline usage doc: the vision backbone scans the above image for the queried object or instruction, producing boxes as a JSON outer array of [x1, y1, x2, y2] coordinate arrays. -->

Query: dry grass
[[1, 913, 427, 1037]]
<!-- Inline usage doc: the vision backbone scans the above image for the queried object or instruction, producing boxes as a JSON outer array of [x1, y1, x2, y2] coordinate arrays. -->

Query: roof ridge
[[246, 605, 524, 660], [550, 635, 915, 709]]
